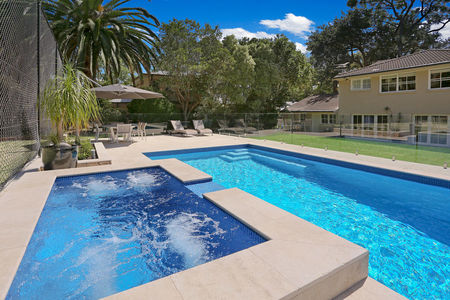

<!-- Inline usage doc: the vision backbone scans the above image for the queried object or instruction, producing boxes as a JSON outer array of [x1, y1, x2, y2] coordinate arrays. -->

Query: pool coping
[[0, 138, 412, 299]]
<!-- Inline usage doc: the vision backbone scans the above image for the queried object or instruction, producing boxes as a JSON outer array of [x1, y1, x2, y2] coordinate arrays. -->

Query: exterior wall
[[337, 63, 450, 116], [311, 113, 321, 131], [336, 64, 450, 147], [280, 113, 336, 132]]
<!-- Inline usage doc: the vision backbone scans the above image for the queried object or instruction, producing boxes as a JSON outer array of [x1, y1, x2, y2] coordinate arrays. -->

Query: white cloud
[[260, 13, 314, 38], [295, 42, 308, 53], [221, 28, 277, 40], [431, 22, 450, 40]]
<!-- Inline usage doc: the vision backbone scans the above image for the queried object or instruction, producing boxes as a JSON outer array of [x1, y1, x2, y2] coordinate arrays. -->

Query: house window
[[321, 114, 336, 124], [329, 114, 336, 124], [430, 69, 450, 89], [351, 78, 371, 91], [415, 115, 428, 125], [398, 75, 416, 91], [431, 116, 448, 130], [381, 74, 416, 92], [431, 116, 448, 145], [363, 115, 375, 130], [377, 115, 388, 131], [381, 75, 397, 92], [353, 115, 362, 129], [299, 114, 306, 121]]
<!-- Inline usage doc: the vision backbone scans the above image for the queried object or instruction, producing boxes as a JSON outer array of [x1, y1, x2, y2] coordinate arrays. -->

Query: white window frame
[[351, 78, 371, 91], [428, 68, 450, 90], [380, 73, 416, 93], [320, 114, 336, 124]]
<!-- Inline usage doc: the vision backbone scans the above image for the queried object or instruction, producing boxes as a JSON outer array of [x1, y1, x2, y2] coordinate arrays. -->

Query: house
[[286, 94, 339, 132], [334, 49, 450, 146], [137, 71, 169, 88]]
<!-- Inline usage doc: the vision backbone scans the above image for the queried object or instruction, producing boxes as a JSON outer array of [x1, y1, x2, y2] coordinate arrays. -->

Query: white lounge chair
[[193, 120, 213, 135]]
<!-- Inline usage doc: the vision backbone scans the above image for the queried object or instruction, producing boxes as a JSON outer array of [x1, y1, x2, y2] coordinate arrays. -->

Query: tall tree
[[157, 19, 257, 119], [242, 36, 313, 112], [308, 9, 381, 93], [44, 0, 160, 81], [213, 36, 255, 111], [348, 0, 450, 56]]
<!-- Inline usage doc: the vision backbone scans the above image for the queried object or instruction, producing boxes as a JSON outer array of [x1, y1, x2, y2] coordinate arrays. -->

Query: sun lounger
[[217, 120, 245, 135], [193, 120, 213, 135], [170, 120, 197, 136]]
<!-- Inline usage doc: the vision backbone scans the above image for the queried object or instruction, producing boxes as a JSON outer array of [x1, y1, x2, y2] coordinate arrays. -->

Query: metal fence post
[[37, 0, 41, 155]]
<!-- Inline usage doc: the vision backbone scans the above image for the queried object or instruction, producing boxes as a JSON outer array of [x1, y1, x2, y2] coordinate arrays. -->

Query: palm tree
[[42, 64, 100, 141], [43, 0, 159, 82]]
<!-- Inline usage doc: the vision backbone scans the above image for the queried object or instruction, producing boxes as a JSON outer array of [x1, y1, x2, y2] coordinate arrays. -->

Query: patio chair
[[138, 122, 147, 138], [169, 120, 197, 137], [193, 120, 213, 136], [133, 122, 147, 139], [109, 127, 117, 143], [217, 120, 245, 135], [116, 124, 132, 142], [234, 119, 257, 133]]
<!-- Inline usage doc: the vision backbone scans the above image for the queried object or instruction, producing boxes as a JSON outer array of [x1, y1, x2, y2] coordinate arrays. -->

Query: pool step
[[219, 155, 251, 162], [233, 148, 249, 152], [249, 152, 307, 168], [227, 150, 251, 157]]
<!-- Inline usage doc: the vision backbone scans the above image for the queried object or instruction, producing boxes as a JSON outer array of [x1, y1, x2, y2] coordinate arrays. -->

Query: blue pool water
[[7, 167, 265, 299], [146, 146, 450, 299]]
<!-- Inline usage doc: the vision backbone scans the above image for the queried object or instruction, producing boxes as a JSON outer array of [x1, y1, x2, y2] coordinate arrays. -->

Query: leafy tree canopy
[[156, 19, 313, 118], [44, 0, 160, 81]]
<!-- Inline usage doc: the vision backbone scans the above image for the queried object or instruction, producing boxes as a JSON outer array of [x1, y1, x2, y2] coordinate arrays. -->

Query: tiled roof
[[287, 94, 338, 112], [334, 49, 450, 79]]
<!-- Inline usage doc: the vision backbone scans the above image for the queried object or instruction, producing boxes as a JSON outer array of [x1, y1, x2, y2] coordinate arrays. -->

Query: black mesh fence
[[0, 0, 61, 189]]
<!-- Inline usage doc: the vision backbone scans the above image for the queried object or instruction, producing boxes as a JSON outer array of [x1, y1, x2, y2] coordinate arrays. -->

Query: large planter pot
[[42, 142, 78, 170]]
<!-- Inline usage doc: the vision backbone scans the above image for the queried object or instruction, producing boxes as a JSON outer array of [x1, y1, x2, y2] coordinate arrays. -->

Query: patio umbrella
[[92, 84, 163, 99]]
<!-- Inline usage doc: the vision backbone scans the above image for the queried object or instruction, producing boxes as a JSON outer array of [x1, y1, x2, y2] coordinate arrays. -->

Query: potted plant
[[41, 64, 99, 170]]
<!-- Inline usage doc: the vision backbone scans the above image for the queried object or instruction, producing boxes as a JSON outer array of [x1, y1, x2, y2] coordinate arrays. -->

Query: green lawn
[[253, 133, 450, 166]]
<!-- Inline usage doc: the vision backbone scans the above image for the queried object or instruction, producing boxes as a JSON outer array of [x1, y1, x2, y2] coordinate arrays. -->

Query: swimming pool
[[146, 145, 450, 299], [7, 167, 265, 299]]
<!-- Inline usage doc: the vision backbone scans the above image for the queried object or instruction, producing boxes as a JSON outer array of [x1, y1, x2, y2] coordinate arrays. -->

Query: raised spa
[[7, 167, 265, 299]]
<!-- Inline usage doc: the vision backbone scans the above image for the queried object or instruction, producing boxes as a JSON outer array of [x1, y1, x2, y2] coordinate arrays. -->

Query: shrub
[[78, 140, 93, 160]]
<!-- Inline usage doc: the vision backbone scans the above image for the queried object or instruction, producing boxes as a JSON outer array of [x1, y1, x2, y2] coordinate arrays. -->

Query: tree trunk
[[57, 120, 64, 142], [75, 124, 80, 138]]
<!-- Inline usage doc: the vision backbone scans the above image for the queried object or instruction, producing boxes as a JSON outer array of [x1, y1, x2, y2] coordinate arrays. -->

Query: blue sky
[[129, 0, 351, 53]]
